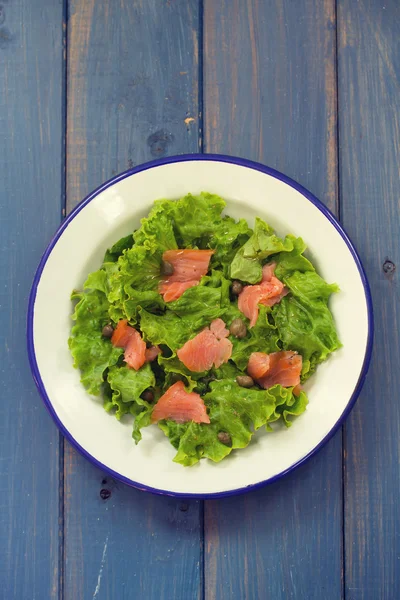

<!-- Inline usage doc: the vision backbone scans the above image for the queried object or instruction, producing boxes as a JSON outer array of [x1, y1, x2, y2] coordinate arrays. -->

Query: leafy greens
[[69, 192, 341, 465]]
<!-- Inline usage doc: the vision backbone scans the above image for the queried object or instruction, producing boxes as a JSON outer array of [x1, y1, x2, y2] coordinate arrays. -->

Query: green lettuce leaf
[[137, 192, 226, 249], [159, 380, 306, 466], [159, 421, 231, 466], [98, 205, 179, 323], [278, 390, 309, 427], [107, 363, 155, 406], [212, 361, 242, 382], [68, 290, 123, 395], [273, 237, 314, 279], [123, 290, 165, 321], [270, 236, 341, 379], [200, 270, 231, 301], [136, 193, 246, 268], [229, 306, 280, 370], [102, 194, 243, 325], [209, 216, 252, 274], [266, 388, 309, 429], [200, 270, 244, 325], [105, 243, 163, 322], [132, 408, 154, 444], [167, 282, 227, 331], [113, 243, 161, 293], [230, 218, 294, 283], [284, 270, 339, 303], [133, 205, 177, 251], [139, 308, 191, 351], [158, 355, 202, 386], [103, 234, 134, 263], [272, 273, 341, 380], [102, 381, 121, 415], [139, 271, 233, 352], [84, 269, 108, 294], [168, 192, 226, 246], [84, 263, 130, 324], [106, 363, 156, 441]]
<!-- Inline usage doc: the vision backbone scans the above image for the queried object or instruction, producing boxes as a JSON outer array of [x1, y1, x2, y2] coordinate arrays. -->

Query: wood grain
[[67, 0, 200, 210], [338, 1, 400, 598], [0, 1, 64, 598], [203, 1, 343, 598], [65, 2, 202, 598], [3, 1, 397, 596]]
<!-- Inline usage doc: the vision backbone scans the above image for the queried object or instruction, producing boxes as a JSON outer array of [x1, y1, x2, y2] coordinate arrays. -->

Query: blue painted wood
[[0, 1, 64, 598], [338, 1, 400, 598], [203, 1, 343, 598], [64, 2, 202, 599], [66, 0, 201, 210]]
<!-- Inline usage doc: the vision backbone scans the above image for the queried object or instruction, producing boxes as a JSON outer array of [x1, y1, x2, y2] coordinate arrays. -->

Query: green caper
[[141, 389, 154, 402], [236, 375, 254, 388], [231, 280, 243, 295], [217, 432, 232, 447], [161, 260, 174, 276], [102, 324, 114, 338], [229, 318, 247, 338]]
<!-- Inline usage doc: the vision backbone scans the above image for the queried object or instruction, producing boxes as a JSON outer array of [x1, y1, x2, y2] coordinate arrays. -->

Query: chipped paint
[[93, 536, 109, 599]]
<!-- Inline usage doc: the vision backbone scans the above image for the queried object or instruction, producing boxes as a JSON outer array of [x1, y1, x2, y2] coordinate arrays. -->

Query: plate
[[27, 155, 373, 497]]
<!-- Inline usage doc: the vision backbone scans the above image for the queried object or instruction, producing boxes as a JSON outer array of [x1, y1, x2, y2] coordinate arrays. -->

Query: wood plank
[[65, 2, 202, 599], [203, 1, 343, 598], [0, 1, 64, 598], [338, 1, 400, 598], [67, 0, 200, 209]]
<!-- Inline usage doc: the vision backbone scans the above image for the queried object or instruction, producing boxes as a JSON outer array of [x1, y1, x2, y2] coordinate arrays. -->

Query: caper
[[236, 375, 254, 388], [141, 389, 154, 402], [217, 432, 232, 447], [102, 324, 114, 338], [231, 280, 243, 295], [161, 260, 174, 276], [229, 318, 247, 339]]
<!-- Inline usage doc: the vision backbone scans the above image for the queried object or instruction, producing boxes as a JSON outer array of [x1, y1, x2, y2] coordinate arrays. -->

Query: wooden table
[[1, 1, 398, 598]]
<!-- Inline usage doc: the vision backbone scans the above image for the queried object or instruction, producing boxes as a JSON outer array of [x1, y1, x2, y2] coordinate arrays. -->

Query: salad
[[69, 193, 341, 466]]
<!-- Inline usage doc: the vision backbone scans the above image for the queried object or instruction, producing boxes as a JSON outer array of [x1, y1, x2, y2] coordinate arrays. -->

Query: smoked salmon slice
[[159, 281, 197, 303], [209, 317, 230, 340], [247, 350, 302, 390], [177, 318, 232, 372], [111, 320, 160, 370], [159, 249, 214, 302], [144, 345, 161, 362], [111, 318, 137, 348], [238, 262, 288, 327], [151, 380, 210, 424], [292, 383, 302, 397]]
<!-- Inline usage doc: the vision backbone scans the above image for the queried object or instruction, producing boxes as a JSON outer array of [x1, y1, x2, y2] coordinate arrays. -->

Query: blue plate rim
[[27, 153, 374, 499]]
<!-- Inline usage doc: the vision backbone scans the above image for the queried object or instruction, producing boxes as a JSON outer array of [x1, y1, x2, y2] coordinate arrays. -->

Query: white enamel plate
[[28, 155, 373, 497]]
